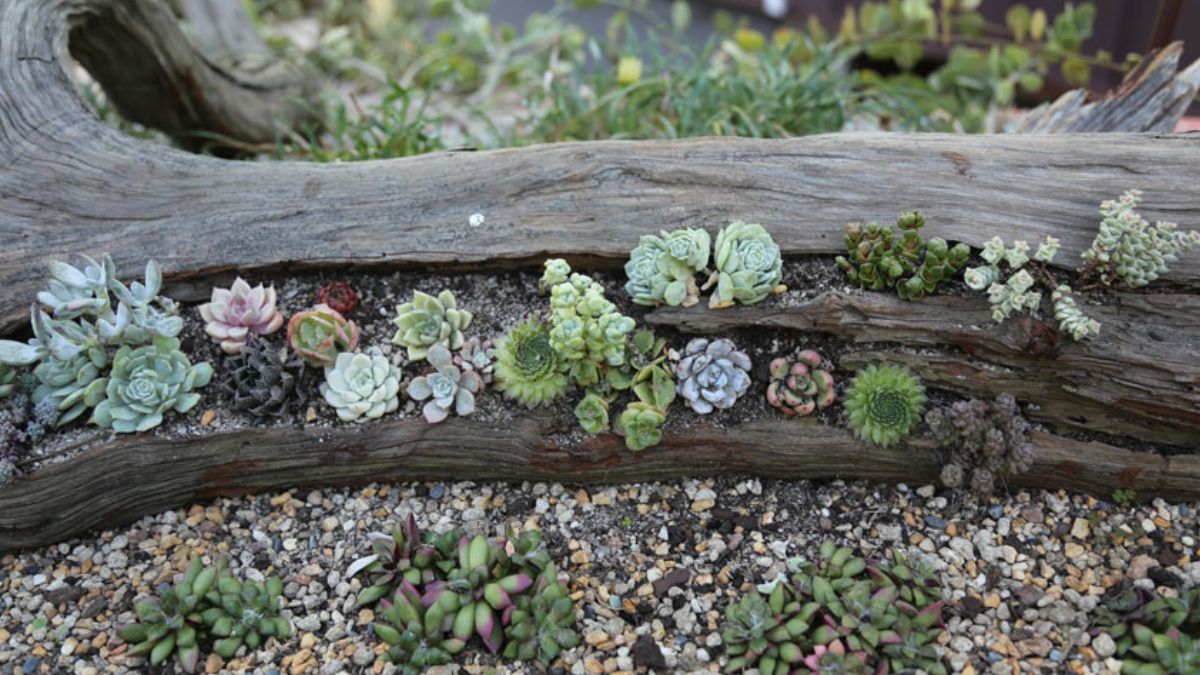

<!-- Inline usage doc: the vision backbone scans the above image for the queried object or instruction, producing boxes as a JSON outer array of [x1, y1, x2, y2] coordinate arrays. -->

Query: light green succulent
[[539, 258, 572, 293], [1051, 286, 1100, 341], [0, 365, 16, 399], [985, 269, 1042, 322], [1083, 189, 1200, 289], [321, 348, 402, 422], [844, 365, 925, 447], [391, 290, 473, 361], [494, 319, 569, 407], [544, 262, 635, 387], [710, 221, 784, 308], [614, 401, 665, 451], [624, 228, 711, 307], [90, 336, 213, 433], [573, 392, 610, 434]]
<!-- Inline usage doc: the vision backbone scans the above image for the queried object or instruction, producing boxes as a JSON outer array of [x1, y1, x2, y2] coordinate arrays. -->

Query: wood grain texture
[[2, 414, 1195, 552], [647, 291, 1200, 446]]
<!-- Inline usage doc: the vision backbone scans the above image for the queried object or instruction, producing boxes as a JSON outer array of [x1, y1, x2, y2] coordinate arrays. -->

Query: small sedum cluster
[[836, 211, 969, 301], [926, 394, 1034, 495], [546, 263, 635, 386], [1083, 189, 1200, 289], [843, 365, 925, 447]]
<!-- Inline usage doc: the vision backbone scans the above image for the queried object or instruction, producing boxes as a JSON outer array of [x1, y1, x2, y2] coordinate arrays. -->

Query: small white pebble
[[468, 213, 485, 227]]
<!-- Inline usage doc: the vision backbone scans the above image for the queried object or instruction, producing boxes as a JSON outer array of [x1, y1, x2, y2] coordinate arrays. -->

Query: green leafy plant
[[221, 339, 308, 420], [91, 336, 213, 433], [1093, 585, 1200, 674], [407, 344, 482, 423], [320, 347, 402, 422], [723, 541, 945, 674], [1112, 488, 1136, 507], [117, 558, 288, 673], [708, 221, 784, 309], [675, 338, 751, 414], [624, 228, 711, 307], [573, 392, 610, 434], [836, 210, 969, 301], [843, 365, 925, 447], [926, 394, 1033, 495], [614, 401, 666, 452], [766, 350, 835, 417], [502, 565, 581, 665], [494, 318, 568, 407], [391, 290, 474, 361], [286, 303, 360, 367]]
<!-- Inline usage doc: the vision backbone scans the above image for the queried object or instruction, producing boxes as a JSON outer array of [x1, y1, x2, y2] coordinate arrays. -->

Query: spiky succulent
[[287, 304, 360, 367], [373, 580, 467, 674], [118, 558, 286, 674], [407, 344, 481, 423], [391, 290, 473, 361], [675, 338, 751, 414], [614, 401, 666, 451], [546, 262, 636, 386], [836, 211, 969, 301], [724, 541, 945, 674], [710, 221, 784, 308], [90, 336, 213, 433], [502, 565, 580, 665], [320, 347, 402, 422], [926, 394, 1033, 495], [1082, 189, 1200, 289], [198, 278, 284, 355], [624, 228, 711, 307], [494, 318, 568, 408], [316, 280, 359, 315], [843, 365, 925, 447], [767, 350, 835, 416], [455, 338, 494, 384], [221, 340, 307, 420], [349, 514, 462, 607], [1093, 584, 1200, 674], [431, 535, 536, 655]]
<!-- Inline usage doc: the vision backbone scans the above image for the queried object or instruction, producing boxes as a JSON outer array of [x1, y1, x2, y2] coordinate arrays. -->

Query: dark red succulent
[[316, 281, 359, 315]]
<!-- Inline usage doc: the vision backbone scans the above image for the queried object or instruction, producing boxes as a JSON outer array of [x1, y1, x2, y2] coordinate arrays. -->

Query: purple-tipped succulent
[[766, 349, 836, 416], [407, 344, 482, 423], [675, 337, 751, 414], [199, 277, 285, 355]]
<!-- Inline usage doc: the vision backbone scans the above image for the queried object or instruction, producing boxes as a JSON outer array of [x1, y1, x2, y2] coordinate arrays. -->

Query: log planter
[[1, 0, 1200, 553]]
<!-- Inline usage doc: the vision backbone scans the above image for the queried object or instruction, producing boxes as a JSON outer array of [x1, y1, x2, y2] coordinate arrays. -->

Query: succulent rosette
[[320, 347, 402, 422], [90, 336, 213, 433], [710, 221, 783, 308], [198, 277, 285, 355], [287, 304, 360, 367], [675, 338, 752, 414], [407, 344, 482, 423]]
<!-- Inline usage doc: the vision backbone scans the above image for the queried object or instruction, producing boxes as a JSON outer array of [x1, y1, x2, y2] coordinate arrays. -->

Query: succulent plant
[[837, 211, 969, 302], [455, 338, 494, 384], [90, 336, 213, 433], [546, 262, 636, 386], [391, 290, 473, 361], [321, 347, 402, 423], [373, 580, 467, 674], [407, 344, 481, 423], [349, 514, 464, 607], [1092, 584, 1200, 673], [206, 571, 290, 658], [31, 344, 108, 426], [1051, 285, 1100, 341], [710, 221, 784, 308], [573, 392, 611, 434], [843, 365, 925, 447], [23, 398, 58, 445], [766, 350, 835, 416], [624, 228, 711, 307], [198, 278, 284, 355], [1082, 189, 1200, 289], [0, 365, 15, 399], [316, 280, 360, 315], [614, 401, 666, 451], [427, 535, 537, 655], [675, 338, 752, 414], [926, 394, 1033, 495], [287, 304, 360, 367], [539, 258, 572, 293], [220, 339, 307, 420], [502, 565, 580, 665], [494, 318, 568, 408]]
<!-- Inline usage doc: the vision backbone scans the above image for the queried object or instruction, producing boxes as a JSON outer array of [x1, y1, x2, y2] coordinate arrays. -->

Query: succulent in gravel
[[90, 336, 213, 433], [502, 565, 580, 665], [843, 365, 925, 447], [1082, 189, 1200, 289], [407, 344, 482, 423], [926, 394, 1034, 495], [391, 290, 473, 361], [624, 228, 711, 307], [198, 277, 284, 355], [220, 339, 307, 420], [614, 401, 666, 451], [766, 350, 835, 417], [494, 318, 568, 407], [724, 541, 946, 674], [206, 571, 290, 658], [709, 221, 784, 308], [836, 211, 969, 301], [454, 337, 494, 384], [373, 580, 467, 674], [321, 347, 402, 422], [432, 535, 536, 654], [546, 261, 636, 386], [1093, 584, 1200, 673], [287, 304, 360, 367], [675, 338, 752, 414], [349, 514, 463, 607], [316, 280, 360, 315]]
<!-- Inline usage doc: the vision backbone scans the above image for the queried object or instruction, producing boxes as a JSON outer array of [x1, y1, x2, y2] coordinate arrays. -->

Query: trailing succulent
[[494, 318, 568, 408], [767, 350, 835, 417], [198, 277, 284, 355], [0, 255, 194, 428], [843, 365, 925, 447], [348, 515, 578, 671], [1092, 584, 1200, 674], [117, 557, 288, 673], [407, 344, 482, 423], [91, 336, 213, 433], [624, 228, 711, 307], [709, 221, 785, 308], [220, 339, 307, 420], [926, 394, 1034, 495], [392, 290, 473, 361], [723, 541, 945, 674], [287, 304, 360, 367], [675, 338, 752, 415], [320, 347, 402, 422], [836, 210, 970, 301]]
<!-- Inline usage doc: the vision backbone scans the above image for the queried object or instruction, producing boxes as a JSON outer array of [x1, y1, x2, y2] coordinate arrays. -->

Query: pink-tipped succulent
[[286, 303, 360, 367], [767, 349, 835, 416], [198, 277, 285, 354], [803, 639, 870, 671]]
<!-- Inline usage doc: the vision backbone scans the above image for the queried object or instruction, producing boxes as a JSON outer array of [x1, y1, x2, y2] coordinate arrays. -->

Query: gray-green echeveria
[[624, 228, 711, 307], [675, 338, 751, 414], [407, 344, 482, 424], [321, 348, 402, 422], [391, 290, 473, 361], [90, 336, 213, 433], [709, 221, 784, 308]]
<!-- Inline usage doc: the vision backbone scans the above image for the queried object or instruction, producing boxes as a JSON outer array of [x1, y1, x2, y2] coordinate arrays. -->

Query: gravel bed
[[2, 478, 1197, 675]]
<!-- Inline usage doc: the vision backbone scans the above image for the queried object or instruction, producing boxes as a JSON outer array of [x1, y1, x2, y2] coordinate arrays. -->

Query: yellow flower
[[734, 27, 765, 53], [616, 56, 643, 85]]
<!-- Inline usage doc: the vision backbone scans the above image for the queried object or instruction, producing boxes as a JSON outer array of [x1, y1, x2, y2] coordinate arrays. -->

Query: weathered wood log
[[2, 414, 1197, 553], [647, 291, 1200, 447]]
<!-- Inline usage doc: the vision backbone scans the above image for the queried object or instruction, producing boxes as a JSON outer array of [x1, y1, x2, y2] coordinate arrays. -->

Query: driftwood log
[[1, 0, 1199, 551]]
